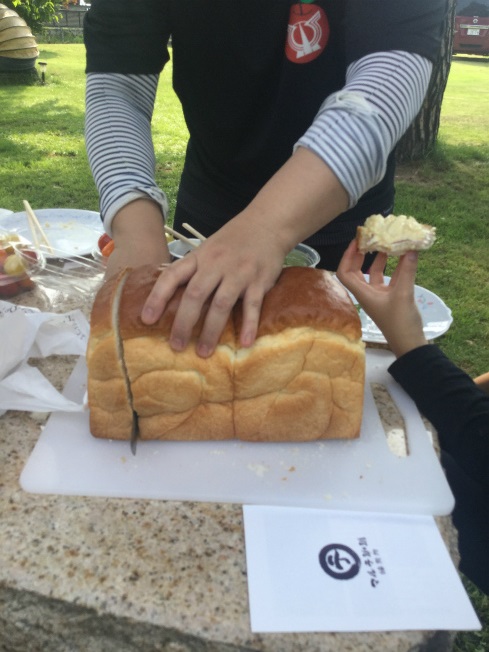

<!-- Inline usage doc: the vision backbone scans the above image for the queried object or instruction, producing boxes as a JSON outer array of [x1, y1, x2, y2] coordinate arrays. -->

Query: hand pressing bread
[[87, 266, 365, 443]]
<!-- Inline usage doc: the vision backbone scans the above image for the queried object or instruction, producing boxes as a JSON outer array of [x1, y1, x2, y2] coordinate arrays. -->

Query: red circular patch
[[286, 4, 329, 64]]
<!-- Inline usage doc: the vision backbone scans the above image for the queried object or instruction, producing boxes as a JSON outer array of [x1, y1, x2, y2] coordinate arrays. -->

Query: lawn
[[392, 57, 489, 382], [0, 44, 188, 214], [0, 46, 488, 649], [1, 46, 488, 376]]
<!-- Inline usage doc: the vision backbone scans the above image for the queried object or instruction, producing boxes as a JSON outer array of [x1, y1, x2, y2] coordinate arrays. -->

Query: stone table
[[0, 287, 460, 652]]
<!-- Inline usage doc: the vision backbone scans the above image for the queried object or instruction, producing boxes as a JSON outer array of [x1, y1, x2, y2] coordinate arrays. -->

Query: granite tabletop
[[0, 285, 460, 652]]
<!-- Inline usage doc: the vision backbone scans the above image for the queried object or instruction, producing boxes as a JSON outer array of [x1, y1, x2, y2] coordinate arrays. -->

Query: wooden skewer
[[23, 200, 40, 249], [164, 225, 200, 248], [23, 200, 54, 253], [182, 222, 207, 242]]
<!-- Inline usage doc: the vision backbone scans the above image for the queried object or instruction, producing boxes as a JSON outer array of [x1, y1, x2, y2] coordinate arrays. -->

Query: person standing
[[84, 0, 448, 356]]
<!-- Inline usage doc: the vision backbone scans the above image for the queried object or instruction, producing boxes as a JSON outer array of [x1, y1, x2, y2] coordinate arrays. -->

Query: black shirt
[[84, 0, 447, 243], [389, 345, 489, 594]]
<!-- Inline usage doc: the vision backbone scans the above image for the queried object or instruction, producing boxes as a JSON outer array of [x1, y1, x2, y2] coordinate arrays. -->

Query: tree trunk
[[396, 0, 457, 163]]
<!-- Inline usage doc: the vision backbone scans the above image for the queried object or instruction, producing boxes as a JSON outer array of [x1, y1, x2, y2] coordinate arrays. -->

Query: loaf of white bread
[[357, 214, 436, 256], [87, 266, 365, 442]]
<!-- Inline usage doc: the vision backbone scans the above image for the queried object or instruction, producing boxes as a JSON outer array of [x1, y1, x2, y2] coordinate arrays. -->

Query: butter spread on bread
[[357, 214, 436, 256], [87, 266, 365, 442]]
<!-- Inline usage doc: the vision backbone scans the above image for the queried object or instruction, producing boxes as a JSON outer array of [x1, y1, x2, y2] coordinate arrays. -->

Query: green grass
[[440, 57, 489, 146], [0, 46, 488, 648], [392, 56, 489, 379], [0, 44, 188, 216]]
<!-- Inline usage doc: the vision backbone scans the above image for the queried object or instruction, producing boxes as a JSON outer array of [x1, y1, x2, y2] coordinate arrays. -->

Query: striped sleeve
[[295, 51, 433, 208], [85, 73, 168, 234]]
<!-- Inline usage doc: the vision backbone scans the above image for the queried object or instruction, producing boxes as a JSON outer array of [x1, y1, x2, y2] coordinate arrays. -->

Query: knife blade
[[130, 411, 139, 456]]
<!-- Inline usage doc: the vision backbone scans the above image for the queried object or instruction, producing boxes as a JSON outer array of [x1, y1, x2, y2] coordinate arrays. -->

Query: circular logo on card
[[318, 544, 361, 580]]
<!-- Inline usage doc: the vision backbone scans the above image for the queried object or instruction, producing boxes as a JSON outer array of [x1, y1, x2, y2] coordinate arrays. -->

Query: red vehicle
[[453, 1, 489, 55]]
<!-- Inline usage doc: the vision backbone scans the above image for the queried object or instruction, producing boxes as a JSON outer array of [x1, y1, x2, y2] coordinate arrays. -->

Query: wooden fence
[[51, 7, 88, 29]]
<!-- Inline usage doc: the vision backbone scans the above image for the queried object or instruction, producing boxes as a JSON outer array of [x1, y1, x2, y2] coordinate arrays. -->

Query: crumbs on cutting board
[[246, 463, 270, 477], [280, 465, 297, 482]]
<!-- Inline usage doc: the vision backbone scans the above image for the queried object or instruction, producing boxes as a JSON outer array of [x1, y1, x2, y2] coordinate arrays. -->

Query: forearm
[[296, 51, 432, 208], [111, 199, 167, 246], [103, 199, 170, 278], [377, 308, 428, 359], [237, 52, 433, 266], [85, 73, 168, 234], [240, 146, 349, 255]]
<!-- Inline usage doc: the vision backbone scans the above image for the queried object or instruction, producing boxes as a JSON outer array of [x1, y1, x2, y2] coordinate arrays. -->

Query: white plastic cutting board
[[20, 349, 454, 515]]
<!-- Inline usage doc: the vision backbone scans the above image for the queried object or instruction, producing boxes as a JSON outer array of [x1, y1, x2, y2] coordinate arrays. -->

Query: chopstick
[[164, 225, 200, 248], [182, 222, 207, 242], [23, 200, 54, 253]]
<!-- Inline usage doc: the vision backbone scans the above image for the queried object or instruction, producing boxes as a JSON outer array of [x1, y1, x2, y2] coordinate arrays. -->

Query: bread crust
[[87, 266, 365, 442], [86, 270, 135, 439]]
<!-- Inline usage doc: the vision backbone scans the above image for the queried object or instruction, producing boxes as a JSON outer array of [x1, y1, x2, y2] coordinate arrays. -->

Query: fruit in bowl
[[0, 232, 44, 299]]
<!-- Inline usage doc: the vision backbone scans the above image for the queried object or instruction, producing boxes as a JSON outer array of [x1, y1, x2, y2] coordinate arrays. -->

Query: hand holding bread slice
[[339, 213, 436, 359], [357, 214, 436, 256]]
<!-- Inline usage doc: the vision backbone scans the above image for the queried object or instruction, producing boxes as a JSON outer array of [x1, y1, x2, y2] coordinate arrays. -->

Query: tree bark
[[396, 0, 457, 162]]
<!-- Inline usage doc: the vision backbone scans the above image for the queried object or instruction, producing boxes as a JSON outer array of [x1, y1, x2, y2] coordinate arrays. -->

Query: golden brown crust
[[116, 265, 236, 440], [235, 267, 362, 342], [87, 271, 124, 339], [117, 265, 236, 346], [87, 266, 365, 442]]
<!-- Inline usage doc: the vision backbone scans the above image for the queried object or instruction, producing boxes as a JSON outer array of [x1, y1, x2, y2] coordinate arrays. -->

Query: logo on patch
[[286, 3, 329, 64]]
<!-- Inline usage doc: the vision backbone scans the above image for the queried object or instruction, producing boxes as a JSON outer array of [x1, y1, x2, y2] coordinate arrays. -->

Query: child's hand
[[337, 240, 428, 357]]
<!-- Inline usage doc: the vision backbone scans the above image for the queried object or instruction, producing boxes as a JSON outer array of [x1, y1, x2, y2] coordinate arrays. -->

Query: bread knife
[[130, 411, 139, 455]]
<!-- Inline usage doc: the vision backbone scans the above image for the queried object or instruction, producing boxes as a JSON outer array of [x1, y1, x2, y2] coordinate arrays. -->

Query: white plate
[[335, 275, 453, 344], [0, 208, 104, 257]]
